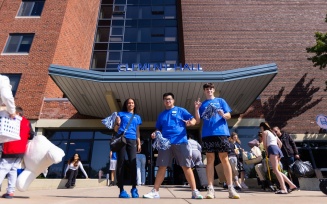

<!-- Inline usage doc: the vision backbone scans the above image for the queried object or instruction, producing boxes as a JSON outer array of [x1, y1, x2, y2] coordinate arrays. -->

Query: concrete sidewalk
[[1, 185, 326, 204]]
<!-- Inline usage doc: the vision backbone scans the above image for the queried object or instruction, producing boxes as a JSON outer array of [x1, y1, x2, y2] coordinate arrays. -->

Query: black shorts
[[202, 136, 232, 153]]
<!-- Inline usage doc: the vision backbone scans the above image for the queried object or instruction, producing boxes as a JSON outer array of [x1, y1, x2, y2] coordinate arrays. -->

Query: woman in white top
[[260, 122, 297, 194], [64, 153, 88, 188]]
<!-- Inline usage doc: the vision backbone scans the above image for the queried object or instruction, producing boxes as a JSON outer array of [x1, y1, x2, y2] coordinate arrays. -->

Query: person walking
[[0, 106, 34, 199], [64, 153, 88, 188], [260, 122, 297, 194], [0, 74, 16, 118], [109, 151, 117, 186], [194, 83, 240, 199], [229, 132, 248, 189], [143, 92, 203, 199], [114, 98, 142, 198], [136, 140, 148, 186], [272, 126, 300, 188]]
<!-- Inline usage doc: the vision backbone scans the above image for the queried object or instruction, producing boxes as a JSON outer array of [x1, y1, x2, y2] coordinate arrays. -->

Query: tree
[[306, 14, 327, 90]]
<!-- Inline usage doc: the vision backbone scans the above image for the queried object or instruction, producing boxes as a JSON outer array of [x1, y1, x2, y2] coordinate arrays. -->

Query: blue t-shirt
[[156, 106, 193, 144], [117, 112, 142, 140], [199, 98, 231, 137], [111, 152, 117, 160]]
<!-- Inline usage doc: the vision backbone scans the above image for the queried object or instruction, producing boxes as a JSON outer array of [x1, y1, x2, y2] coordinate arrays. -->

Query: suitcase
[[193, 164, 208, 191]]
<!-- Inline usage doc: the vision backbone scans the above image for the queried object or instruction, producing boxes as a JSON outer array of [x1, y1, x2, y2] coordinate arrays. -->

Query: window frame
[[16, 0, 45, 17], [2, 33, 35, 54]]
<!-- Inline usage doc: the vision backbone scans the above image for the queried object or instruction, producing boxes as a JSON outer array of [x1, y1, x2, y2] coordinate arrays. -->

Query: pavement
[[1, 185, 326, 204]]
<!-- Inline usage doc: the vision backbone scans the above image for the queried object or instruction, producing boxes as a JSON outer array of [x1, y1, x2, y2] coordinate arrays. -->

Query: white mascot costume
[[16, 135, 65, 191]]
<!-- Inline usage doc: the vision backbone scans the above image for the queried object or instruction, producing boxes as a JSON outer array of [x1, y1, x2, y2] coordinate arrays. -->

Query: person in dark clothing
[[272, 126, 300, 188], [114, 98, 142, 198], [0, 106, 34, 199]]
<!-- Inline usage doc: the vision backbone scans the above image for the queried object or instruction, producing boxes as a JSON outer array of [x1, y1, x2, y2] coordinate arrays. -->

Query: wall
[[180, 0, 327, 133]]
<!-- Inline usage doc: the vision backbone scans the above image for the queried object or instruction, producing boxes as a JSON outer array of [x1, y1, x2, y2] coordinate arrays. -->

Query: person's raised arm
[[194, 98, 201, 124]]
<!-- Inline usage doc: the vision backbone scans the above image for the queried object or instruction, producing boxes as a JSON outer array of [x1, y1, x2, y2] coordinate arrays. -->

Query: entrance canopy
[[48, 63, 277, 121]]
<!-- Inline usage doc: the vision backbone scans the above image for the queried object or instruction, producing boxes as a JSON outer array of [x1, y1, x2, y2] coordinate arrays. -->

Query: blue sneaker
[[119, 190, 130, 198], [131, 187, 139, 198]]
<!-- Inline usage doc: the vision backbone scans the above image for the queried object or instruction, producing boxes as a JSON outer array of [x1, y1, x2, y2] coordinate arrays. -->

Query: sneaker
[[234, 186, 242, 191], [205, 187, 215, 199], [119, 190, 130, 198], [131, 187, 139, 198], [228, 187, 240, 199], [2, 193, 14, 199], [241, 182, 249, 189], [109, 181, 114, 186], [192, 190, 203, 199], [143, 189, 160, 199]]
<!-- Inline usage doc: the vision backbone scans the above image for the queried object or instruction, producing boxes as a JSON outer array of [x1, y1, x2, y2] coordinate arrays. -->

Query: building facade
[[1, 0, 327, 182]]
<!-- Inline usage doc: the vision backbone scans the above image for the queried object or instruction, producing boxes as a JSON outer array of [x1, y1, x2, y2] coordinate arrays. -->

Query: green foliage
[[306, 32, 327, 69], [306, 13, 327, 90]]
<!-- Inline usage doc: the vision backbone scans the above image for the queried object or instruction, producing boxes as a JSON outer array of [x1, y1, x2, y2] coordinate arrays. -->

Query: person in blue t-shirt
[[143, 92, 203, 199], [194, 83, 240, 199], [109, 151, 117, 186], [113, 98, 142, 198]]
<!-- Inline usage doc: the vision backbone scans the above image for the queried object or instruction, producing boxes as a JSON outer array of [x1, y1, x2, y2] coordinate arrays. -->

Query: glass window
[[109, 43, 123, 50], [138, 19, 151, 27], [3, 34, 34, 53], [115, 0, 126, 4], [70, 131, 93, 139], [100, 5, 113, 19], [125, 20, 137, 26], [128, 0, 139, 4], [94, 131, 113, 139], [46, 131, 69, 140], [152, 0, 164, 5], [111, 27, 124, 35], [166, 51, 178, 61], [140, 52, 151, 62], [65, 141, 91, 163], [112, 20, 124, 26], [151, 52, 164, 62], [91, 51, 107, 69], [126, 6, 139, 18], [165, 27, 177, 37], [165, 43, 178, 51], [123, 43, 137, 51], [96, 27, 110, 42], [151, 43, 164, 51], [17, 0, 45, 17], [152, 6, 164, 15], [165, 6, 176, 19], [137, 43, 150, 51], [102, 0, 114, 4], [140, 6, 152, 19], [124, 28, 138, 42], [2, 74, 21, 96], [140, 28, 151, 42], [90, 141, 110, 177], [122, 51, 137, 63], [108, 52, 121, 61]]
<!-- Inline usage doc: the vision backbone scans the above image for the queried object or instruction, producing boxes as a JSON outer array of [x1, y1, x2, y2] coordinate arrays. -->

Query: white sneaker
[[228, 187, 240, 199], [143, 189, 160, 199], [241, 182, 249, 189], [205, 187, 215, 199], [192, 190, 203, 199]]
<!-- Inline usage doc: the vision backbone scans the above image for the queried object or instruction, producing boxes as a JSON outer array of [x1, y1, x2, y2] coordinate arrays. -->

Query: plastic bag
[[289, 160, 315, 178]]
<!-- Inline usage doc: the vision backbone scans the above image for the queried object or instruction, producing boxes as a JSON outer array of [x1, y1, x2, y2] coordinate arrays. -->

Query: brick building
[[0, 0, 326, 181]]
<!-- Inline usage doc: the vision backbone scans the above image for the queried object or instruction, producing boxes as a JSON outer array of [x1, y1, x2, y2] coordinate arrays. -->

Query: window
[[3, 34, 34, 53], [1, 74, 21, 96], [17, 0, 45, 17]]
